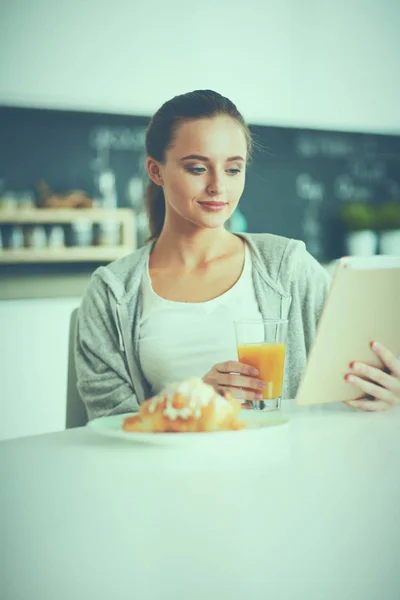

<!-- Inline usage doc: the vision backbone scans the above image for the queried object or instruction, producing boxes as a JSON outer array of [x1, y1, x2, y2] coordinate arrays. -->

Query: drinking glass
[[234, 319, 288, 411]]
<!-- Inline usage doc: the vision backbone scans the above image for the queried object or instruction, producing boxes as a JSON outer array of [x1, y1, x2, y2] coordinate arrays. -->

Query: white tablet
[[296, 255, 400, 406]]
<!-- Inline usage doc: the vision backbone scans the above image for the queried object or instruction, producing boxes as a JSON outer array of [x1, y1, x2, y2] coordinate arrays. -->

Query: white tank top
[[138, 243, 263, 395]]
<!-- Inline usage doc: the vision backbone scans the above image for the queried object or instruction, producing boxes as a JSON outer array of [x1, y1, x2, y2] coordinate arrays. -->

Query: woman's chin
[[197, 214, 231, 230], [170, 206, 234, 232], [194, 207, 233, 229]]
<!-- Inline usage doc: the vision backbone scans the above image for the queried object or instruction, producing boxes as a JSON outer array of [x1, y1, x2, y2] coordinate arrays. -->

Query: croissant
[[122, 378, 246, 433]]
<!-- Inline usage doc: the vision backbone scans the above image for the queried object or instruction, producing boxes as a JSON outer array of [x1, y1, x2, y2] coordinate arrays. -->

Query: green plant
[[339, 202, 378, 231], [376, 201, 400, 230]]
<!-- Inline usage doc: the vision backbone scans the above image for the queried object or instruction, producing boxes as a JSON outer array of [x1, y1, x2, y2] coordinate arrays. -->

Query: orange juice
[[237, 343, 286, 399]]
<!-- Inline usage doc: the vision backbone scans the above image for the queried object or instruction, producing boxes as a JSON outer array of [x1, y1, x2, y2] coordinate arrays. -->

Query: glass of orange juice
[[234, 319, 288, 411]]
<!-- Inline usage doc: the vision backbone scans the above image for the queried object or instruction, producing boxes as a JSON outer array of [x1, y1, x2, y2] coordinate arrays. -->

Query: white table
[[1, 400, 400, 600]]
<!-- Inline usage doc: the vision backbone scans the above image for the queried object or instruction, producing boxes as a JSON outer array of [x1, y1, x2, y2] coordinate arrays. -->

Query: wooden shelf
[[0, 246, 134, 264], [0, 208, 137, 264], [0, 208, 134, 224]]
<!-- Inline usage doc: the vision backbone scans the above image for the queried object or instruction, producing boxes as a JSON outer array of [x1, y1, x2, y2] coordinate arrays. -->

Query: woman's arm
[[75, 275, 140, 420], [289, 243, 332, 356]]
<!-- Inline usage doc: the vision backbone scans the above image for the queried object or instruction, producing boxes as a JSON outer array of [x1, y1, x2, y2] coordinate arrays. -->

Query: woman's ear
[[146, 157, 164, 186]]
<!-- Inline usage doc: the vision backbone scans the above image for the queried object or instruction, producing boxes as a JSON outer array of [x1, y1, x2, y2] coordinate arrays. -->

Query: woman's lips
[[198, 201, 227, 212]]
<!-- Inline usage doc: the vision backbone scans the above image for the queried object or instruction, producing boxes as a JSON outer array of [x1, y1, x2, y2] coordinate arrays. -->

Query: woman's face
[[147, 115, 248, 232]]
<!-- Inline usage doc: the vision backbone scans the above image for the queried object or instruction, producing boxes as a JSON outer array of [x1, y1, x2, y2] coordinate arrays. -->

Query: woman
[[75, 89, 400, 419]]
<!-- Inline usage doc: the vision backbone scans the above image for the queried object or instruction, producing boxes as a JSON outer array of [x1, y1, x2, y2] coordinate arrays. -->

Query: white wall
[[0, 0, 399, 439], [0, 0, 399, 133], [0, 298, 80, 440]]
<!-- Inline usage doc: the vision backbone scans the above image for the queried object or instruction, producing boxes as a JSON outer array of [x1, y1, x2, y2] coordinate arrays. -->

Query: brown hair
[[144, 89, 253, 241]]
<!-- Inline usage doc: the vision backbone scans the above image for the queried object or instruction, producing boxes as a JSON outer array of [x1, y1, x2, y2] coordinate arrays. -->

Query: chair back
[[66, 308, 88, 428]]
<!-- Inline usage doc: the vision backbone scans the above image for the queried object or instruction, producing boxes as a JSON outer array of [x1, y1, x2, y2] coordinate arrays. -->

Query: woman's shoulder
[[240, 232, 329, 291], [84, 244, 151, 302], [105, 244, 150, 277], [240, 232, 304, 273], [242, 232, 304, 259]]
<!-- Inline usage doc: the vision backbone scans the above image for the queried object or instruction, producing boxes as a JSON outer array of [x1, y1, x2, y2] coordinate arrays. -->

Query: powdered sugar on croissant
[[122, 377, 245, 433]]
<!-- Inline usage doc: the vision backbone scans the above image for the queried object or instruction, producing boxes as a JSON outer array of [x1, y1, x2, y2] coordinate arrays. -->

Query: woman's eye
[[187, 167, 206, 174], [186, 166, 241, 175]]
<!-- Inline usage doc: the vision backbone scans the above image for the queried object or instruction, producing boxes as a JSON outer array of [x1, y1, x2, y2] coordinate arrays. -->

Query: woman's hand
[[344, 341, 400, 412], [203, 361, 266, 401]]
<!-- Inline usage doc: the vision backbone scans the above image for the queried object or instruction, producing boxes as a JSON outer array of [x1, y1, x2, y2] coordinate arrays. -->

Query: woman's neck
[[150, 226, 240, 270]]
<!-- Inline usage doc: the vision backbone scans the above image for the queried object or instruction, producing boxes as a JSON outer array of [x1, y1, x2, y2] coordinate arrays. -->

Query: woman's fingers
[[216, 361, 259, 377], [371, 341, 400, 378], [345, 373, 397, 406], [217, 385, 264, 401], [348, 361, 400, 395], [203, 361, 265, 401], [344, 342, 400, 412], [213, 361, 266, 400], [344, 399, 392, 412], [216, 372, 266, 392]]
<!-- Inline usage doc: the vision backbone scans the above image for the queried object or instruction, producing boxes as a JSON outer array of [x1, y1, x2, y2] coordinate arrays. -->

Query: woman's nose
[[206, 173, 225, 196]]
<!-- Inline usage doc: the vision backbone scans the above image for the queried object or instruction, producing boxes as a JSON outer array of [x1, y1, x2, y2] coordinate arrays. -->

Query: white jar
[[379, 230, 400, 255], [24, 225, 47, 248], [71, 221, 93, 246], [345, 230, 378, 256], [97, 221, 121, 246], [48, 226, 66, 248], [9, 226, 25, 248]]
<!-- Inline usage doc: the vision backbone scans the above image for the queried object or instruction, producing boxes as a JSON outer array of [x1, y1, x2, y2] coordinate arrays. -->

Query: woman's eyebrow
[[180, 154, 245, 162]]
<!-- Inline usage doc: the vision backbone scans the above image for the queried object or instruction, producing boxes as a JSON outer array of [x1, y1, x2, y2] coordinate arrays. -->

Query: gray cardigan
[[75, 233, 331, 420]]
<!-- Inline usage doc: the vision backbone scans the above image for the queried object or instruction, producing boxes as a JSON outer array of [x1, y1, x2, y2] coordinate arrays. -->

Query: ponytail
[[145, 180, 165, 241]]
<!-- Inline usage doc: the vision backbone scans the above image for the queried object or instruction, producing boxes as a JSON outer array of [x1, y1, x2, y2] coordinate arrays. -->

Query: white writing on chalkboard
[[302, 209, 322, 259], [348, 159, 386, 183], [296, 173, 324, 259], [89, 127, 147, 151], [296, 173, 324, 202], [295, 133, 354, 158], [87, 126, 148, 215], [334, 175, 372, 201]]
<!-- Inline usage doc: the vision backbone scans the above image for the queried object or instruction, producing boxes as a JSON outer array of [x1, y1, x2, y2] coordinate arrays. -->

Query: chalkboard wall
[[1, 106, 399, 262]]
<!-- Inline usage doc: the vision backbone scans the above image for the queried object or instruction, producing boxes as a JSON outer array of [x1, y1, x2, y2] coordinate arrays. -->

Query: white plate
[[87, 409, 289, 445]]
